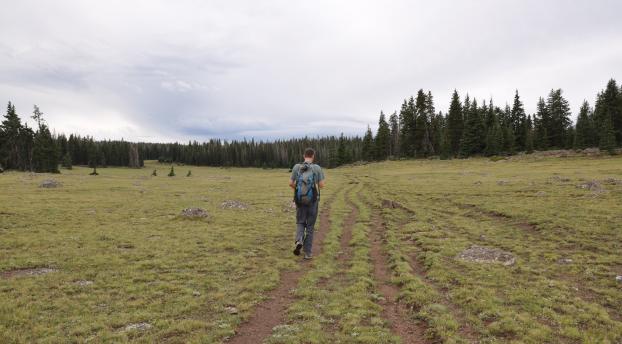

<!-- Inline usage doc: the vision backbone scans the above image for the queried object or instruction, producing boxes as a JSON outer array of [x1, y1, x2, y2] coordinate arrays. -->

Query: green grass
[[358, 156, 622, 343], [0, 163, 315, 343], [1, 156, 622, 343]]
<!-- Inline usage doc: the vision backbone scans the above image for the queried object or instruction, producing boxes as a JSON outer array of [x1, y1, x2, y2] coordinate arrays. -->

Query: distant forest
[[1, 79, 621, 172]]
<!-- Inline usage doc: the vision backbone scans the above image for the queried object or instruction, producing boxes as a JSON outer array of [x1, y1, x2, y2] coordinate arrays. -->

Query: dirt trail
[[337, 201, 357, 266], [369, 211, 428, 343], [227, 199, 333, 344]]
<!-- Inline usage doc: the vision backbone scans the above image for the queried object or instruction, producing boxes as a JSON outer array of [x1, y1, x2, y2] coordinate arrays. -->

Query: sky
[[1, 0, 621, 142]]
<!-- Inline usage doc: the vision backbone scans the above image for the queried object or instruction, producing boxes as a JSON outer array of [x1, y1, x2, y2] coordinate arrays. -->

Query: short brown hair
[[304, 148, 315, 158]]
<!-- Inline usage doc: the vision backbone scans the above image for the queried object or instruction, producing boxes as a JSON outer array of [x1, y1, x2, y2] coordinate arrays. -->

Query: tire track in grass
[[366, 191, 478, 343], [437, 200, 622, 323], [269, 182, 401, 343], [369, 209, 428, 344], [227, 193, 336, 344]]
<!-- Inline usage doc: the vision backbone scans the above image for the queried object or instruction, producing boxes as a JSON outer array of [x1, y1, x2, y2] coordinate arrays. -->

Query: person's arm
[[317, 166, 326, 188], [289, 165, 298, 189]]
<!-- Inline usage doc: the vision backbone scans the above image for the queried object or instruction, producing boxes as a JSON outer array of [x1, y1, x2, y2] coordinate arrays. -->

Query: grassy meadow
[[1, 156, 621, 343]]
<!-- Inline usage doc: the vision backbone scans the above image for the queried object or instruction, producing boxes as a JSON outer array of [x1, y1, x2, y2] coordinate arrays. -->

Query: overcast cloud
[[1, 0, 621, 142]]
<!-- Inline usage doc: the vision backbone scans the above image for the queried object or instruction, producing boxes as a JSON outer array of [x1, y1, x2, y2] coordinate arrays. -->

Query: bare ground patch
[[1, 267, 58, 278]]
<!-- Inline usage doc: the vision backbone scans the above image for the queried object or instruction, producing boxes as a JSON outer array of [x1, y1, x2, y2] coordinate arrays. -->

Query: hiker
[[289, 148, 325, 259]]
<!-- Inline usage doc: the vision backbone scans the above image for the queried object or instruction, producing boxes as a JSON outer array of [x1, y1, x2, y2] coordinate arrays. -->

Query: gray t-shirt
[[290, 163, 325, 186]]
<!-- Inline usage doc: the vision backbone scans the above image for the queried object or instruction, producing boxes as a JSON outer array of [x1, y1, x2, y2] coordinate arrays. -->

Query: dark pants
[[295, 201, 319, 255]]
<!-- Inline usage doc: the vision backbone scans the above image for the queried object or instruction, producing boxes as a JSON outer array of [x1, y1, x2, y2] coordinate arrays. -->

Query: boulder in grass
[[122, 323, 152, 332], [180, 208, 209, 218], [576, 180, 603, 192], [221, 200, 248, 210], [457, 245, 516, 266], [40, 179, 61, 188], [75, 280, 94, 286]]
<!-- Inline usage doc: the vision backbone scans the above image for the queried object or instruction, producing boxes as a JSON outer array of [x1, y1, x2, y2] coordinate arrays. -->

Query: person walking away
[[289, 148, 325, 259]]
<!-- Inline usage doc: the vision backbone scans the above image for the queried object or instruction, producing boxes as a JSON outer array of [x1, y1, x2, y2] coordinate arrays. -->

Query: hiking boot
[[304, 253, 313, 260], [293, 241, 303, 256]]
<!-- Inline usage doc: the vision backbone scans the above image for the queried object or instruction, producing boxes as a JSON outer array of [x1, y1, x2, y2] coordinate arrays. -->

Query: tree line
[[362, 79, 621, 161], [1, 79, 620, 172]]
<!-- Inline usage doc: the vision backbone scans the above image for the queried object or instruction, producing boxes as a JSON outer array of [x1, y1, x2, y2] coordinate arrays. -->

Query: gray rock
[[616, 276, 622, 283], [75, 280, 94, 286], [576, 180, 603, 192], [180, 208, 209, 218], [457, 245, 516, 266], [221, 200, 249, 209], [123, 322, 152, 331], [40, 179, 61, 188]]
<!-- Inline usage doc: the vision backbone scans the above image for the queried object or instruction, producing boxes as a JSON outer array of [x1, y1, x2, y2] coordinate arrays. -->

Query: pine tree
[[447, 90, 463, 156], [484, 112, 504, 156], [388, 112, 400, 158], [499, 104, 516, 155], [510, 90, 527, 150], [337, 133, 351, 165], [168, 165, 176, 177], [425, 91, 439, 154], [546, 89, 572, 148], [1, 102, 28, 170], [525, 115, 534, 154], [533, 98, 549, 150], [362, 126, 375, 161], [574, 101, 595, 149], [62, 152, 72, 169], [594, 79, 622, 146], [439, 124, 452, 160], [599, 114, 617, 154], [31, 106, 59, 173], [459, 99, 485, 157], [375, 112, 391, 160], [413, 90, 431, 157], [399, 98, 416, 157]]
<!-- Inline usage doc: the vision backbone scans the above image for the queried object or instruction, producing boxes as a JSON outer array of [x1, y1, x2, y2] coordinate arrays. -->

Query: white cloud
[[1, 0, 621, 141]]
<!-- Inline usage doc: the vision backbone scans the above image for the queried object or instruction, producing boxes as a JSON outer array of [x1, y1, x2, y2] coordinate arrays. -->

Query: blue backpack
[[294, 163, 317, 206]]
